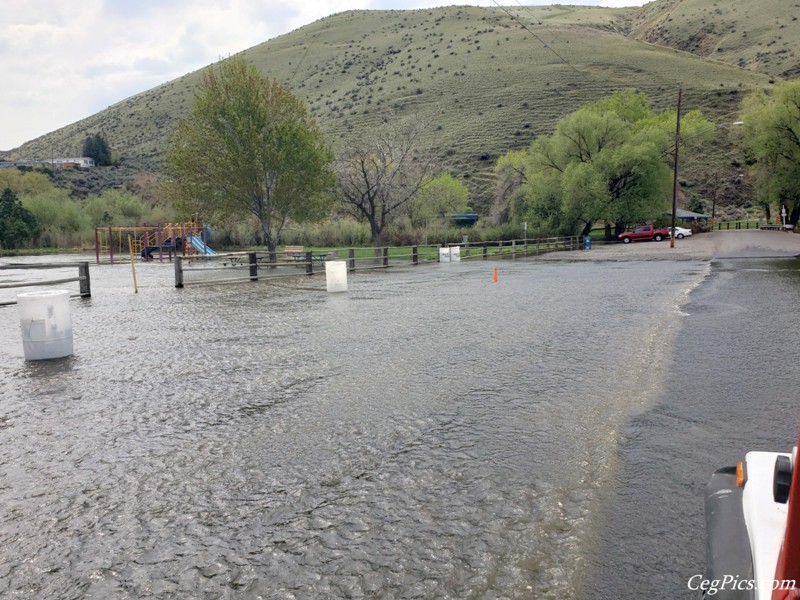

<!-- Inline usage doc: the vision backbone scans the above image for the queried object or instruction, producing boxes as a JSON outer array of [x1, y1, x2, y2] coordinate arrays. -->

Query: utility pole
[[670, 86, 682, 249]]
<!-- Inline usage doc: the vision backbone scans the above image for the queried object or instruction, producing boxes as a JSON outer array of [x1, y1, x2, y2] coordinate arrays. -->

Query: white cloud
[[0, 0, 648, 151]]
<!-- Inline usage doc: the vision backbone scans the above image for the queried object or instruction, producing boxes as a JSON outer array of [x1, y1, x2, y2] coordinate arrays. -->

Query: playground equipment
[[94, 223, 215, 264]]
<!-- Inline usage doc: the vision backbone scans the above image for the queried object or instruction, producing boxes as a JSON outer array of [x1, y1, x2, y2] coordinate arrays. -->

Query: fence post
[[174, 256, 184, 288], [305, 251, 313, 275], [383, 247, 389, 267], [348, 249, 356, 272], [483, 244, 488, 260], [512, 240, 517, 260], [412, 246, 418, 265], [78, 262, 91, 297], [108, 225, 114, 265], [248, 252, 258, 281]]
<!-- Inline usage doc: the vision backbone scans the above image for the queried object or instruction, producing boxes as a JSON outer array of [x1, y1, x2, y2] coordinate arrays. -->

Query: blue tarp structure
[[445, 213, 480, 227]]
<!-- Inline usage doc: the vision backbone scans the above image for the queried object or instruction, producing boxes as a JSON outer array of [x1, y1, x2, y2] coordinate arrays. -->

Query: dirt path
[[540, 230, 800, 261]]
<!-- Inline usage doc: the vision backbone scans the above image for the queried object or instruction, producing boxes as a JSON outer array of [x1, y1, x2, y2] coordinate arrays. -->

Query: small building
[[675, 208, 711, 224], [51, 157, 96, 168], [0, 157, 95, 169]]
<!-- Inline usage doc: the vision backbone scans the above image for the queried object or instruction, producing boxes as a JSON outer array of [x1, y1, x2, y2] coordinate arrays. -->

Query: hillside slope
[[628, 0, 800, 78], [0, 4, 776, 209]]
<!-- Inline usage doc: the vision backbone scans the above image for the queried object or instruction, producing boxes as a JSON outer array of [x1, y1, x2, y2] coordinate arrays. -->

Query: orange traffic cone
[[492, 267, 498, 283]]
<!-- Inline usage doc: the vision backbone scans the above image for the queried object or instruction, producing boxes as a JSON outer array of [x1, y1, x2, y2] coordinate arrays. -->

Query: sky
[[1, 0, 649, 152]]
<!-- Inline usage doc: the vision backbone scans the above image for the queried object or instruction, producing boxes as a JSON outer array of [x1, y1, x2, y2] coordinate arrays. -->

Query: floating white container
[[451, 246, 461, 262], [439, 248, 450, 263], [325, 261, 348, 293], [17, 289, 73, 360]]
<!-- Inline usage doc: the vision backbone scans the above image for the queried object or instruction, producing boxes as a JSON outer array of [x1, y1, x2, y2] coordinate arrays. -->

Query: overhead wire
[[490, 0, 584, 75]]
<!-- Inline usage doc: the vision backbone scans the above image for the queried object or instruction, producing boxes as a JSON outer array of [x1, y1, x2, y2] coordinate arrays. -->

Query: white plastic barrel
[[451, 246, 461, 262], [325, 261, 348, 293], [16, 289, 73, 360], [439, 248, 450, 263]]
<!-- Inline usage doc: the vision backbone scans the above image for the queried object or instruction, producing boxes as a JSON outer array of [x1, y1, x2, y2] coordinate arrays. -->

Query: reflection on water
[[0, 258, 708, 598]]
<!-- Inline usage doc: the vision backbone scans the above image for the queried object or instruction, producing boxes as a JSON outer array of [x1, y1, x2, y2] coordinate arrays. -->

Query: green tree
[[491, 149, 527, 224], [164, 56, 335, 257], [500, 89, 712, 238], [0, 169, 55, 197], [409, 174, 470, 227], [22, 188, 86, 247], [84, 189, 148, 226], [82, 133, 112, 166], [0, 188, 39, 249], [739, 80, 800, 224]]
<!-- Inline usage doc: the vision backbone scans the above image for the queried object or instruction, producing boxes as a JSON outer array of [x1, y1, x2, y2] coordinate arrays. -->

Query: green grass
[[711, 219, 762, 230], [280, 239, 578, 263]]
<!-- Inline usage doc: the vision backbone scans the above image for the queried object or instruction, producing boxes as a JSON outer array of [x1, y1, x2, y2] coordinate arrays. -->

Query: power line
[[491, 1, 583, 75]]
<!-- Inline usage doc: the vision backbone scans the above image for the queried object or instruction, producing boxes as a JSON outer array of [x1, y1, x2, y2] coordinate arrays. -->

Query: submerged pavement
[[541, 229, 800, 261]]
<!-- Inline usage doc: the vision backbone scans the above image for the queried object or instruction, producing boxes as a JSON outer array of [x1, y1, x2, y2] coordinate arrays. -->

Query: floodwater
[[0, 253, 792, 599], [592, 255, 800, 599]]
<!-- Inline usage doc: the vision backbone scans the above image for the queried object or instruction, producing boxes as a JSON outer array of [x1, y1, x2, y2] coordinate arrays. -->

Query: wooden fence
[[173, 237, 583, 288], [0, 262, 91, 306], [711, 221, 759, 230]]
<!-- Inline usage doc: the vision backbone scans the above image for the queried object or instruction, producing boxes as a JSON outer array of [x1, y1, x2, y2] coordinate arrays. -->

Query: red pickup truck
[[618, 225, 670, 243]]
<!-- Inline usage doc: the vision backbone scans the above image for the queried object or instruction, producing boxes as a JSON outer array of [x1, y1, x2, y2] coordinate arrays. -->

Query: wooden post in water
[[174, 256, 184, 288], [248, 252, 258, 281], [78, 262, 91, 297], [348, 249, 355, 272], [305, 251, 313, 275], [412, 246, 418, 265]]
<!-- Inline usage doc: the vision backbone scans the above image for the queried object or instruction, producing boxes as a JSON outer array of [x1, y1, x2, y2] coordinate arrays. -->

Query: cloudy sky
[[1, 0, 649, 152]]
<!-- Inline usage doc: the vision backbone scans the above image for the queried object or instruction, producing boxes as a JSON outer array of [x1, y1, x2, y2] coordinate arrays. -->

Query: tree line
[[4, 55, 800, 251], [165, 57, 798, 252], [0, 169, 174, 250]]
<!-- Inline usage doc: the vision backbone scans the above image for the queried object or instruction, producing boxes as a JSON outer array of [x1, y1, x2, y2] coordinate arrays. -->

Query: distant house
[[52, 157, 96, 168], [0, 157, 95, 169]]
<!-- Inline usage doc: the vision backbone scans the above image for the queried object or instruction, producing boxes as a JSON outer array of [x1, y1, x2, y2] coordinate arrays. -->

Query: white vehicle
[[668, 226, 692, 239], [704, 438, 800, 599]]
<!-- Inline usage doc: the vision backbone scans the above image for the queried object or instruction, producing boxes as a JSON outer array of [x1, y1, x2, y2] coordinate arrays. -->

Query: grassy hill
[[0, 2, 785, 213], [628, 0, 800, 78]]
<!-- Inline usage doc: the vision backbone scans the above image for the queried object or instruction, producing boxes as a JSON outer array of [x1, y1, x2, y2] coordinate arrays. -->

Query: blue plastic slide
[[189, 235, 217, 255]]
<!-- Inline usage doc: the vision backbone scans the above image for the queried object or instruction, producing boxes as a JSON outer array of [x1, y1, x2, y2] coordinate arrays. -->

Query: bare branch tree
[[335, 117, 434, 248]]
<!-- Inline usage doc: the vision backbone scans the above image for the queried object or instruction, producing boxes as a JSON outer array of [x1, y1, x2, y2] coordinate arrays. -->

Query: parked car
[[618, 225, 670, 243], [668, 226, 693, 239]]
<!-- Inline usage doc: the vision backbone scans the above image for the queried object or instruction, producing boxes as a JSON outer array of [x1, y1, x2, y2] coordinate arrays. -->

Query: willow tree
[[500, 89, 712, 238], [164, 56, 334, 257], [739, 80, 800, 225]]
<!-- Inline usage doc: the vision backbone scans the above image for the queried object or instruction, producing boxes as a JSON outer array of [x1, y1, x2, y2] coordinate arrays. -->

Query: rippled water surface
[[0, 257, 709, 599]]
